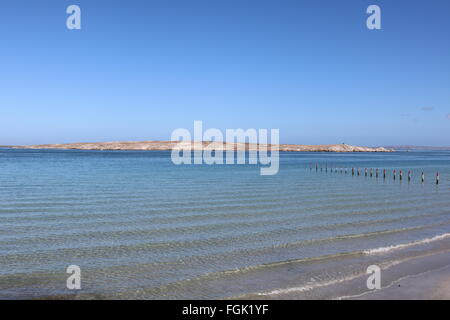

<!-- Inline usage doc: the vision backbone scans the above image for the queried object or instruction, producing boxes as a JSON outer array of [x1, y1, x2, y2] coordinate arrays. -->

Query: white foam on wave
[[257, 273, 362, 296], [363, 233, 450, 255]]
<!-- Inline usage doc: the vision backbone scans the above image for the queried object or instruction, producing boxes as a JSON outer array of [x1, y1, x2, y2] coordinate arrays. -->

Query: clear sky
[[1, 0, 449, 146]]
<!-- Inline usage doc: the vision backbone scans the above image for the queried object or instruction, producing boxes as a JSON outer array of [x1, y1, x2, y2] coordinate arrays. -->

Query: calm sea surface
[[1, 149, 449, 299]]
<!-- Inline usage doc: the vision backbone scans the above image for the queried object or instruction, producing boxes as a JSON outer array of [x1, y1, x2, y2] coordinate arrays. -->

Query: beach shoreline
[[338, 247, 450, 300], [345, 264, 450, 300], [245, 249, 450, 300]]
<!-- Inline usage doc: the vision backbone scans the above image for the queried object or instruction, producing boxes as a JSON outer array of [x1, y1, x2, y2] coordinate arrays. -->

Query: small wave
[[363, 233, 450, 255], [257, 273, 363, 296]]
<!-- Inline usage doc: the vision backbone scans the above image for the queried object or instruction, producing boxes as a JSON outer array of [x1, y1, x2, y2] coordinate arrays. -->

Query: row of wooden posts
[[310, 164, 440, 185]]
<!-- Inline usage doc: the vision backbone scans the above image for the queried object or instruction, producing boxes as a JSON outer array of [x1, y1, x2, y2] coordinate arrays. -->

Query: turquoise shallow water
[[0, 149, 449, 299]]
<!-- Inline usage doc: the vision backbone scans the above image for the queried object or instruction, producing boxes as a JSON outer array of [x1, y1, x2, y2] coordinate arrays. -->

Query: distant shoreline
[[4, 143, 450, 151], [384, 145, 450, 151], [9, 141, 393, 152]]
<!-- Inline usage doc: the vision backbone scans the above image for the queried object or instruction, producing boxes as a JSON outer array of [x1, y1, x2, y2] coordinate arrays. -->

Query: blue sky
[[1, 0, 449, 146]]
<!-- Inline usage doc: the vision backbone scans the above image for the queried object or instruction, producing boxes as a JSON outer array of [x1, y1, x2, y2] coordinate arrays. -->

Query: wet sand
[[241, 249, 450, 300], [348, 264, 450, 300], [340, 250, 450, 300]]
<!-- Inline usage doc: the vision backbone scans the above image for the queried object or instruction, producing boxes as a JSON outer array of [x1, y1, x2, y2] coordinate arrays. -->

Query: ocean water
[[0, 149, 449, 299]]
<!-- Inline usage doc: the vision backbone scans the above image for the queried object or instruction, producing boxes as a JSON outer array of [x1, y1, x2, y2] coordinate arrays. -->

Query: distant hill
[[11, 141, 392, 152]]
